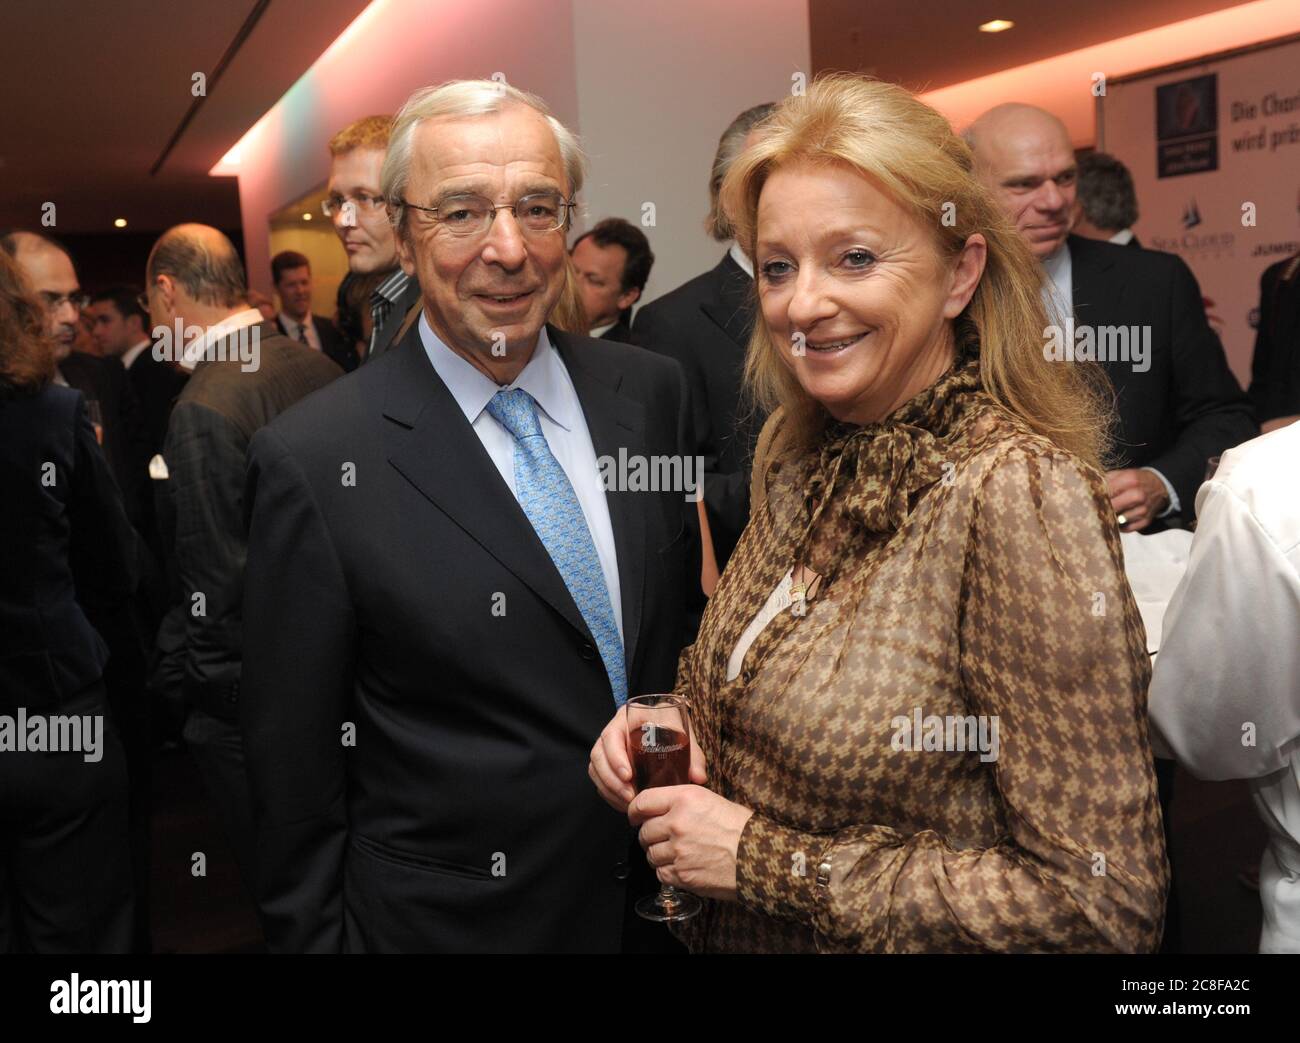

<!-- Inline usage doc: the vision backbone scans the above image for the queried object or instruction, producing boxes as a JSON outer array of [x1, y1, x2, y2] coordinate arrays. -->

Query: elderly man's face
[[755, 160, 983, 426], [395, 104, 569, 378], [18, 245, 80, 360], [973, 117, 1076, 260]]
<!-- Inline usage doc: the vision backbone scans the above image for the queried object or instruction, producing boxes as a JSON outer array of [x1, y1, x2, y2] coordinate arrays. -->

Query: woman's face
[[755, 160, 984, 425]]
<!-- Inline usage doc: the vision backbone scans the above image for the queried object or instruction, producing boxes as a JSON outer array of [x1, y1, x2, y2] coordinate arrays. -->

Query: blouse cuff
[[735, 813, 825, 925]]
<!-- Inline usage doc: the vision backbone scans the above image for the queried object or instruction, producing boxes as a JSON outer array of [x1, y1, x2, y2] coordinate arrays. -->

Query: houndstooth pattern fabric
[[486, 388, 627, 707], [671, 346, 1168, 953]]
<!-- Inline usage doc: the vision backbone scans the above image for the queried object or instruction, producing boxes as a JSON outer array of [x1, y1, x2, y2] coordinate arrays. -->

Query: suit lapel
[[382, 325, 594, 643], [550, 327, 648, 681], [700, 253, 755, 349]]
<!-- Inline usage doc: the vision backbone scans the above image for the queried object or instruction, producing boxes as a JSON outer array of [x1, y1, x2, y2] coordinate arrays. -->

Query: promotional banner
[[1099, 33, 1300, 386]]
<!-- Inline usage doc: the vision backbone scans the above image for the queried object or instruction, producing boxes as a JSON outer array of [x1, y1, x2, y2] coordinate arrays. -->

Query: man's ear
[[395, 225, 418, 277], [942, 234, 987, 320], [616, 286, 641, 312]]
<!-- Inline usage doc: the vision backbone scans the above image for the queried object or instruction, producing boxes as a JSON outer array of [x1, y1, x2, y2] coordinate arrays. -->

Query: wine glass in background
[[85, 399, 103, 445], [1205, 455, 1222, 482], [625, 694, 702, 923]]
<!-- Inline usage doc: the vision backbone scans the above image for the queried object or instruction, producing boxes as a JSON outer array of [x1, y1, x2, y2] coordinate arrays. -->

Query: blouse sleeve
[[732, 446, 1169, 952]]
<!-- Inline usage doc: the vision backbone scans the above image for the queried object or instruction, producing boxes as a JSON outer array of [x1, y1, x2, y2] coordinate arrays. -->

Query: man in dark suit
[[969, 103, 1256, 531], [241, 80, 696, 953], [148, 225, 342, 895], [270, 250, 358, 372], [87, 286, 189, 454], [323, 114, 422, 361], [633, 103, 775, 570], [1248, 250, 1300, 432], [1074, 151, 1143, 249], [570, 217, 654, 343]]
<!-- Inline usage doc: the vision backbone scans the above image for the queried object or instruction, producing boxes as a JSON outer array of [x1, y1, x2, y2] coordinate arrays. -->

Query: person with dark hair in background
[[633, 102, 776, 574], [1073, 151, 1142, 247], [149, 224, 342, 899], [0, 248, 138, 953], [1248, 250, 1300, 433], [570, 218, 654, 342], [87, 285, 188, 455], [270, 250, 358, 372]]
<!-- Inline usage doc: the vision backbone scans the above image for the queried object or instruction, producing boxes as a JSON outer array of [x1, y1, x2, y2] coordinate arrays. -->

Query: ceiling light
[[979, 19, 1014, 32], [114, 218, 127, 228], [302, 212, 312, 221]]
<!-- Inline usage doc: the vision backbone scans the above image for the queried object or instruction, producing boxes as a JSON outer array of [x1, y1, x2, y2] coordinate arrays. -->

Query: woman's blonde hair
[[720, 73, 1111, 468]]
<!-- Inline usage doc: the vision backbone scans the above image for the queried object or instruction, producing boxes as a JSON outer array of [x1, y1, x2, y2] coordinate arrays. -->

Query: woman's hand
[[588, 707, 707, 814], [628, 786, 754, 902]]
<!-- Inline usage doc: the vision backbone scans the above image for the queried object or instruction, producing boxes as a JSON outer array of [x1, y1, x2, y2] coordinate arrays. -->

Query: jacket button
[[581, 643, 597, 661], [613, 860, 629, 881]]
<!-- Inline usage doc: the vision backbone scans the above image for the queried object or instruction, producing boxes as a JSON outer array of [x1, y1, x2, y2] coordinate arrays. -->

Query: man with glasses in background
[[241, 79, 697, 953], [322, 115, 422, 361]]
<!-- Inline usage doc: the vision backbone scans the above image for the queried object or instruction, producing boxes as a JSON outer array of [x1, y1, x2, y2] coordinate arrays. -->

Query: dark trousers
[[183, 706, 257, 896], [0, 681, 134, 953], [1156, 756, 1181, 953]]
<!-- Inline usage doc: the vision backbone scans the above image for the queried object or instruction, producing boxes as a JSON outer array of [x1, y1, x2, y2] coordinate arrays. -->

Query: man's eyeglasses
[[41, 290, 90, 312], [322, 192, 387, 218], [397, 192, 576, 237]]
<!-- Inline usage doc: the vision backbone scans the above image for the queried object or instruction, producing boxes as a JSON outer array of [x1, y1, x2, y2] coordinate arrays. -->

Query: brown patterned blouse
[[673, 345, 1168, 953]]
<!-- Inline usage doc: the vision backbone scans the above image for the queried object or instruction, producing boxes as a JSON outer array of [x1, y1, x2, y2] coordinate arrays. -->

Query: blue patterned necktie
[[485, 388, 627, 707]]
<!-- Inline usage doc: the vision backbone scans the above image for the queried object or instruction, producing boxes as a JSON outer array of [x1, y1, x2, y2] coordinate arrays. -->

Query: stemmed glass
[[625, 694, 702, 923]]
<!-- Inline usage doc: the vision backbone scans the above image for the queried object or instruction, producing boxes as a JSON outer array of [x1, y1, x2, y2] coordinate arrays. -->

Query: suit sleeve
[[240, 424, 354, 952], [1145, 257, 1258, 516], [164, 400, 248, 680], [732, 450, 1168, 952], [1149, 477, 1300, 780]]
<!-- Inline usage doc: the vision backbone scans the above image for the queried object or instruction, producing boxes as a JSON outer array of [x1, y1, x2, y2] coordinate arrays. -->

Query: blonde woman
[[589, 75, 1167, 953]]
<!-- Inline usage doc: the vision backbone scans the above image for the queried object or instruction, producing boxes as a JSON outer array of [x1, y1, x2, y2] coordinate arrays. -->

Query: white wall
[[570, 0, 811, 305]]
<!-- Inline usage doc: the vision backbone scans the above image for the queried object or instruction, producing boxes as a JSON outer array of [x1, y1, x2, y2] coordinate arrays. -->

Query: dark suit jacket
[[276, 314, 359, 373], [1248, 252, 1300, 423], [162, 328, 341, 707], [60, 350, 152, 529], [368, 276, 423, 361], [599, 316, 634, 344], [124, 348, 188, 456], [0, 384, 137, 709], [240, 323, 696, 953], [1068, 234, 1257, 520], [632, 252, 763, 568]]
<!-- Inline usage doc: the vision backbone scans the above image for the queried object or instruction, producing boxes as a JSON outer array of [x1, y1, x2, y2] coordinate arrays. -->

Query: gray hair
[[707, 102, 777, 241], [1076, 151, 1138, 233], [381, 79, 586, 239]]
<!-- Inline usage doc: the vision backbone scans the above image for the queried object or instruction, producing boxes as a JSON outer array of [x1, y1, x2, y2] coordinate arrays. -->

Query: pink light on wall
[[921, 0, 1300, 143]]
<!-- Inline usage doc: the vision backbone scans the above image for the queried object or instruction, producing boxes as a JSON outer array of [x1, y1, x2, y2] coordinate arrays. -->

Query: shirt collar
[[418, 315, 574, 431], [279, 311, 311, 330], [121, 339, 151, 369], [371, 269, 411, 308], [728, 241, 754, 278], [181, 308, 264, 371], [1108, 228, 1135, 246], [589, 321, 616, 339]]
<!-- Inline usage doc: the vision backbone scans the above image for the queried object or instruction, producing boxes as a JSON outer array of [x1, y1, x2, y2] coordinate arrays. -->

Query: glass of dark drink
[[626, 693, 702, 923]]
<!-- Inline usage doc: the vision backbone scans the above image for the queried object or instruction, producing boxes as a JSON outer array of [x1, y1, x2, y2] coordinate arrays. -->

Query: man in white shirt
[[1149, 422, 1300, 951]]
